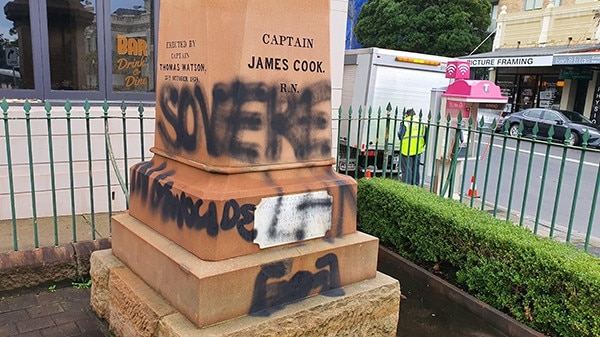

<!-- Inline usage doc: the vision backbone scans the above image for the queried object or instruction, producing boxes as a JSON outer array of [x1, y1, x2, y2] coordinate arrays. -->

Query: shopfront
[[0, 0, 158, 102], [462, 45, 600, 123], [494, 68, 563, 113]]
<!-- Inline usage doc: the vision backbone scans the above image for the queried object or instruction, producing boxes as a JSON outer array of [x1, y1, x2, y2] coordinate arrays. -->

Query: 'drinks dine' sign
[[153, 0, 332, 169], [116, 35, 149, 89]]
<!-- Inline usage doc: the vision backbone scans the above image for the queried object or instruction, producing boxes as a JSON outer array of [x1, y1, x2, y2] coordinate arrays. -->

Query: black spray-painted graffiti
[[131, 160, 257, 241], [249, 253, 344, 316], [266, 193, 333, 242], [327, 170, 357, 239], [157, 80, 331, 163]]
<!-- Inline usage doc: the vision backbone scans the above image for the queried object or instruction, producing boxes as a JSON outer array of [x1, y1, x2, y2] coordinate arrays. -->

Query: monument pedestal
[[90, 214, 400, 337], [90, 1, 400, 335], [128, 155, 359, 261]]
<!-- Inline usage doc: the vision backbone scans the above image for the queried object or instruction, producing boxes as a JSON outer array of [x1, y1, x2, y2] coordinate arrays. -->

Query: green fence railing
[[0, 99, 154, 251], [1, 100, 599, 255], [335, 105, 600, 254]]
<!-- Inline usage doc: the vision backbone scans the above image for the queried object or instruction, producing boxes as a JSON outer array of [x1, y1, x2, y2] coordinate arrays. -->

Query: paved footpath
[[0, 283, 109, 337]]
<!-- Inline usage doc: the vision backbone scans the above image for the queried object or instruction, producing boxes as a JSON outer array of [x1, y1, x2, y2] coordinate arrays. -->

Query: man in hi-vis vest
[[397, 109, 427, 185]]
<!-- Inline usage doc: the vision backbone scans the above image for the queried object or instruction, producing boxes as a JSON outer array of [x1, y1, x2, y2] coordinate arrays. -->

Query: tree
[[354, 0, 492, 57]]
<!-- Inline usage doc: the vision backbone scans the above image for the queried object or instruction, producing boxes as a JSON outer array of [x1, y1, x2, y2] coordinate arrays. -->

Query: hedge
[[357, 178, 600, 337]]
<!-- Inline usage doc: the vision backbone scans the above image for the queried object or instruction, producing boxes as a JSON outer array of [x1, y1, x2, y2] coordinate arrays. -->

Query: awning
[[460, 44, 600, 68]]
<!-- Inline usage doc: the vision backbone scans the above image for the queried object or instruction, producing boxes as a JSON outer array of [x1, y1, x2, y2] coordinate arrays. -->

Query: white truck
[[338, 47, 453, 176]]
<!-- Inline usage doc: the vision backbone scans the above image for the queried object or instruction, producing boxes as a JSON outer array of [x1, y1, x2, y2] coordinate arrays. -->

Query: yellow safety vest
[[401, 116, 426, 156]]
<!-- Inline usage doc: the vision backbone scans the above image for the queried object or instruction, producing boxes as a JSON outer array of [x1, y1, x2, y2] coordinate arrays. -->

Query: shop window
[[496, 74, 517, 113], [0, 0, 157, 101], [46, 0, 98, 91], [517, 75, 538, 111], [110, 0, 154, 93], [538, 76, 562, 109], [1, 0, 34, 89]]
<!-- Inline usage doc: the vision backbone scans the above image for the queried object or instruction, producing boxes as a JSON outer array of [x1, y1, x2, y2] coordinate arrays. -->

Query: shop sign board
[[553, 53, 600, 66], [559, 68, 593, 80], [116, 35, 149, 89], [591, 78, 600, 125], [461, 55, 553, 68]]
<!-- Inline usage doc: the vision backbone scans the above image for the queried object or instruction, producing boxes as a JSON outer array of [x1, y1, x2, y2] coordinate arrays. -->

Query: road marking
[[491, 143, 598, 167]]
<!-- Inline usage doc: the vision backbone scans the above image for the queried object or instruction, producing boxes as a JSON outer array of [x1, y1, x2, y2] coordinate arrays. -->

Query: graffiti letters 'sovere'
[[157, 80, 331, 163]]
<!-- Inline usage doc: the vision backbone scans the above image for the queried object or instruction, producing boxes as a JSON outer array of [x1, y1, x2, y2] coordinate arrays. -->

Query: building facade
[[463, 0, 600, 123], [0, 0, 158, 102]]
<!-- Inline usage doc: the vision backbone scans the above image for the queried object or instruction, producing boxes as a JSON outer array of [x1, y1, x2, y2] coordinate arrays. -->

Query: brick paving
[[0, 283, 110, 337]]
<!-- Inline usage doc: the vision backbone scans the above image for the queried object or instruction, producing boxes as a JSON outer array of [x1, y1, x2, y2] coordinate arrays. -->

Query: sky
[[110, 0, 146, 12]]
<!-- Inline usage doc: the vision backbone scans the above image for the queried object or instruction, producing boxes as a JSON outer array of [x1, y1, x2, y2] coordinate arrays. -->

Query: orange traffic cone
[[467, 176, 479, 198], [365, 169, 372, 179]]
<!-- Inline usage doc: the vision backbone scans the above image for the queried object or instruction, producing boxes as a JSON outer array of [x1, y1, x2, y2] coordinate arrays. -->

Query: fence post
[[354, 106, 363, 179], [24, 100, 39, 248], [84, 100, 96, 240], [2, 98, 18, 251], [566, 128, 586, 242], [121, 101, 130, 209], [138, 103, 146, 162], [103, 100, 113, 220], [549, 132, 570, 238], [505, 121, 523, 220], [345, 106, 353, 177], [65, 99, 77, 242], [362, 107, 373, 177], [382, 103, 392, 178], [45, 100, 59, 246]]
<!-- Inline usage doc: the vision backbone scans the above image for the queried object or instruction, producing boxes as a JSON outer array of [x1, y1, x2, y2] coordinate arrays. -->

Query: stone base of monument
[[91, 250, 399, 337], [89, 214, 400, 336]]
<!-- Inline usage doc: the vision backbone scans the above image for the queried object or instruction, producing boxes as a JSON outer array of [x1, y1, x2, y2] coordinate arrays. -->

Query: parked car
[[495, 108, 600, 147]]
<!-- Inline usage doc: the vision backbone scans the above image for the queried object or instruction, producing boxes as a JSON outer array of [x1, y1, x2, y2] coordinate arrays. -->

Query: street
[[431, 134, 600, 244]]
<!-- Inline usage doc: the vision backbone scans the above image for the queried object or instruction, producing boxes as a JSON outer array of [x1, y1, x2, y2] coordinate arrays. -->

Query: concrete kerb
[[0, 237, 111, 292]]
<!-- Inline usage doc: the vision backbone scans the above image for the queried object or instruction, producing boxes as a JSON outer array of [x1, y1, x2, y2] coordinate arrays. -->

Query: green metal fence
[[335, 105, 600, 254], [1, 99, 599, 254], [1, 99, 154, 251]]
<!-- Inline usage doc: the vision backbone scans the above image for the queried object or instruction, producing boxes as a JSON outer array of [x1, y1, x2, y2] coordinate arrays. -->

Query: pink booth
[[432, 77, 508, 197]]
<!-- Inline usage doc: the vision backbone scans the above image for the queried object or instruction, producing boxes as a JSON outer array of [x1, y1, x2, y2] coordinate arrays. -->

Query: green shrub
[[358, 178, 600, 337]]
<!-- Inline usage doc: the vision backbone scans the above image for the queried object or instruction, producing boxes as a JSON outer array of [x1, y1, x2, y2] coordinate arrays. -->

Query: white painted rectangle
[[253, 191, 332, 249]]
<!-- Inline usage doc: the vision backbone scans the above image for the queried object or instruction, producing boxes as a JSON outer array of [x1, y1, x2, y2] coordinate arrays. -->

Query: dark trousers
[[400, 154, 421, 185]]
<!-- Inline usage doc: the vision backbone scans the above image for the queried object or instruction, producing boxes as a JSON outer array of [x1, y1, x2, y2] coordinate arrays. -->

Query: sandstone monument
[[90, 1, 400, 336]]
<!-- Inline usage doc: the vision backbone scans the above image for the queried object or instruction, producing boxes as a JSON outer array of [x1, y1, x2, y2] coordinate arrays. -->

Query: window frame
[[524, 0, 544, 11], [103, 0, 159, 102], [541, 110, 563, 123], [0, 0, 45, 100], [524, 109, 543, 119], [0, 0, 158, 103]]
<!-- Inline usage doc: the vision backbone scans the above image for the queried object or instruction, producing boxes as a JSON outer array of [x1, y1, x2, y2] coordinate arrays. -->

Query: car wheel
[[509, 123, 520, 137], [568, 132, 580, 146]]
